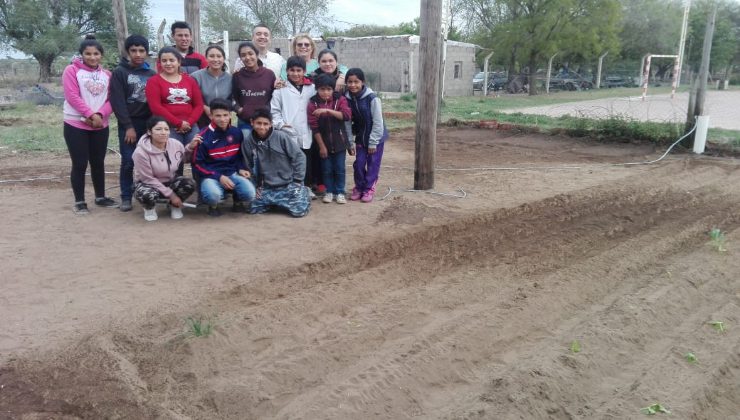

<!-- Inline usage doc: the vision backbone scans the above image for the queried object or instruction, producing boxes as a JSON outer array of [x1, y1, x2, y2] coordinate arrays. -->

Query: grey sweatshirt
[[241, 128, 306, 188]]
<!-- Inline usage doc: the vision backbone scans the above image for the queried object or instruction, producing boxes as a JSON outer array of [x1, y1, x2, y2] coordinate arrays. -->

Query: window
[[454, 61, 462, 79]]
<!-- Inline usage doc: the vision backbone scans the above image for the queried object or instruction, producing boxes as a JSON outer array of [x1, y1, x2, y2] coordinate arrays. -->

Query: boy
[[159, 21, 207, 74], [307, 74, 353, 204], [110, 34, 156, 212], [270, 56, 316, 196], [241, 108, 311, 217], [192, 98, 256, 216]]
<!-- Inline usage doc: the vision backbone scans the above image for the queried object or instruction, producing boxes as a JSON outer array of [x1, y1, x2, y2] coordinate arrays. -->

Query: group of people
[[61, 21, 388, 221]]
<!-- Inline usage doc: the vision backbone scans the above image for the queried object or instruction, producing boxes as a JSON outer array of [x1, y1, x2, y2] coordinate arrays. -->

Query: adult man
[[233, 23, 285, 81], [167, 21, 207, 74]]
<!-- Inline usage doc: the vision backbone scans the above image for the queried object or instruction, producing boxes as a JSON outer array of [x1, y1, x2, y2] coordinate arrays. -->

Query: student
[[232, 41, 275, 138], [191, 44, 232, 129], [132, 116, 196, 221], [344, 68, 389, 202], [279, 34, 348, 80], [110, 34, 156, 212], [145, 47, 204, 145], [192, 98, 256, 217], [164, 21, 207, 74], [233, 23, 285, 83], [62, 35, 118, 214], [307, 74, 353, 204], [310, 49, 346, 91], [241, 108, 311, 217], [270, 56, 316, 194]]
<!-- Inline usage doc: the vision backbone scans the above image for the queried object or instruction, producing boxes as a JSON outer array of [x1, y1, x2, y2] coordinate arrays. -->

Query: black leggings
[[63, 123, 109, 202]]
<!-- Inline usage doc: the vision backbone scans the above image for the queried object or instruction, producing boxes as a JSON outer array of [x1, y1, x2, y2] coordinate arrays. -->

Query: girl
[[344, 68, 389, 203], [145, 47, 204, 145], [62, 35, 117, 214], [132, 116, 196, 221], [232, 41, 276, 138], [191, 45, 232, 129], [310, 49, 345, 92]]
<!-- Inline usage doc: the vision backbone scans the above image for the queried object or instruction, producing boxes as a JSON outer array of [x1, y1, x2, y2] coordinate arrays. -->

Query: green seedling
[[641, 403, 671, 415], [685, 352, 697, 363], [186, 316, 213, 338], [570, 340, 581, 353], [708, 228, 727, 252], [708, 321, 725, 333]]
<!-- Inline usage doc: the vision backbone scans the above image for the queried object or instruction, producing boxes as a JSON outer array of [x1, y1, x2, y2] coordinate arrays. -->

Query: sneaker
[[322, 193, 334, 203], [207, 206, 222, 217], [336, 194, 347, 204], [232, 201, 248, 213], [95, 196, 119, 208], [309, 189, 317, 200], [170, 206, 183, 220], [73, 202, 89, 215], [316, 184, 327, 195], [144, 208, 158, 222], [361, 190, 375, 203], [120, 199, 132, 212], [350, 187, 362, 201]]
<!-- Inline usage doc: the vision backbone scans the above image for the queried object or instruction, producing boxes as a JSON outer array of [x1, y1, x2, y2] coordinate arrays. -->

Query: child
[[270, 56, 317, 196], [307, 74, 353, 204], [344, 68, 389, 202], [192, 98, 256, 217], [241, 108, 311, 217]]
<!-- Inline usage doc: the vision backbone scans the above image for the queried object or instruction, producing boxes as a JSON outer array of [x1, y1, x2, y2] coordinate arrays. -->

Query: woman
[[310, 49, 346, 91], [62, 35, 118, 214], [280, 35, 348, 81], [145, 47, 204, 145], [191, 45, 232, 128], [132, 116, 196, 221], [232, 41, 275, 137]]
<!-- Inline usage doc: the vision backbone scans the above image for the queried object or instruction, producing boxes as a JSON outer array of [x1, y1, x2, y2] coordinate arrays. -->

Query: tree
[[0, 0, 150, 82], [685, 0, 739, 80], [202, 0, 330, 39]]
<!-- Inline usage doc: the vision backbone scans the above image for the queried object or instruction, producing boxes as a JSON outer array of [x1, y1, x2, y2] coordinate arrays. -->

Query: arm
[[313, 132, 327, 159], [109, 69, 133, 129], [283, 133, 306, 183], [145, 77, 182, 128], [306, 101, 319, 130], [192, 134, 222, 180], [97, 69, 114, 119], [338, 96, 351, 121], [132, 148, 173, 197], [186, 76, 204, 126], [270, 90, 286, 130], [62, 65, 95, 118], [368, 97, 386, 147]]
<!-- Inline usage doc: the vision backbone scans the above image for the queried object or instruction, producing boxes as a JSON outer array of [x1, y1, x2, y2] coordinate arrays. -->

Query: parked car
[[542, 72, 594, 91], [473, 72, 508, 92], [473, 72, 491, 90], [603, 75, 627, 88]]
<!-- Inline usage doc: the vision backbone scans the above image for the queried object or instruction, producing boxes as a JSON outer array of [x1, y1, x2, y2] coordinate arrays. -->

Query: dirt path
[[1, 127, 739, 419]]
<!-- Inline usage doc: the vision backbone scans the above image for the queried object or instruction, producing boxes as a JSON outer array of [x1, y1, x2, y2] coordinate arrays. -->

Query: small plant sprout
[[641, 403, 671, 415], [570, 340, 581, 353], [685, 352, 697, 363], [708, 321, 725, 333], [708, 228, 727, 252], [186, 316, 213, 338]]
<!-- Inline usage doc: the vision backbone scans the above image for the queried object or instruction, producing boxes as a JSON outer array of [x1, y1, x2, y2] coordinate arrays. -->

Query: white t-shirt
[[233, 50, 285, 79]]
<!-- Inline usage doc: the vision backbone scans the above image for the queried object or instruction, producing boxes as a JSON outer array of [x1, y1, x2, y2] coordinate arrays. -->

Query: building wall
[[228, 36, 476, 96]]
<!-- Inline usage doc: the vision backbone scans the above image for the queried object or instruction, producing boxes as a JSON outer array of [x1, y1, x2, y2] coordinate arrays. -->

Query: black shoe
[[232, 201, 248, 213], [95, 196, 119, 208], [120, 199, 133, 212], [207, 206, 222, 217], [73, 202, 89, 215]]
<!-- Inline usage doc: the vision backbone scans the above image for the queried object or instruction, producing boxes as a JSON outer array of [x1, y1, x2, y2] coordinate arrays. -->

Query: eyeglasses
[[296, 42, 311, 47]]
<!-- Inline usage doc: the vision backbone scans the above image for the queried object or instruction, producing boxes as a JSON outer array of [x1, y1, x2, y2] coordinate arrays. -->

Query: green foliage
[[186, 316, 213, 338], [686, 0, 740, 76], [325, 18, 420, 38], [399, 93, 416, 102], [708, 320, 725, 333], [708, 228, 727, 252], [641, 403, 671, 415], [685, 352, 697, 363], [561, 115, 683, 144], [570, 340, 581, 353], [203, 0, 329, 38], [619, 0, 683, 62]]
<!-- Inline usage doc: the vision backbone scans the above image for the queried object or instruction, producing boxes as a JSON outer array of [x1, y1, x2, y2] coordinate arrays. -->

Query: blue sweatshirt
[[193, 123, 245, 180]]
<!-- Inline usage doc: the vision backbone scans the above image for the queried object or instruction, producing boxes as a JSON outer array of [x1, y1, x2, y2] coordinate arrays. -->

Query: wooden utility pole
[[693, 1, 717, 119], [414, 0, 443, 190], [112, 0, 128, 58], [184, 0, 201, 52]]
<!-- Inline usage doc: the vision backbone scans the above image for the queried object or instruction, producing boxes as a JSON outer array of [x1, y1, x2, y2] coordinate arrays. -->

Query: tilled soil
[[1, 127, 739, 419]]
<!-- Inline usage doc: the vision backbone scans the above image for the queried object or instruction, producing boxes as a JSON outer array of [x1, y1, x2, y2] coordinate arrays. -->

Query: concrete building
[[228, 35, 478, 97]]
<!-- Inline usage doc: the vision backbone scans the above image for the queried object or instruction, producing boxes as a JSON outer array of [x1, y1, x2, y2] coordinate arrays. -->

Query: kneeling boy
[[193, 98, 255, 216], [241, 108, 311, 217]]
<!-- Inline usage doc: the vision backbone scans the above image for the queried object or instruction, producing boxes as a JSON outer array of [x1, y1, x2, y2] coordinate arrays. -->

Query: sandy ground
[[503, 90, 740, 130], [1, 127, 740, 419]]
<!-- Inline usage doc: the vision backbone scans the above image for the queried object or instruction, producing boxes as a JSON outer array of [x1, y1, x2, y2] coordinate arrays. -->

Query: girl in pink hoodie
[[62, 35, 117, 214]]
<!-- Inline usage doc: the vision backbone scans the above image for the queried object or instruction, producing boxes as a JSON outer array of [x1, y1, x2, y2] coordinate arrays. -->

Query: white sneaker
[[309, 189, 317, 200], [336, 194, 347, 204], [144, 208, 158, 222], [170, 206, 184, 219], [322, 193, 334, 203]]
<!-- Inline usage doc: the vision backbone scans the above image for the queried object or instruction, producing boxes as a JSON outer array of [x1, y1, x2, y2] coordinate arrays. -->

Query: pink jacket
[[133, 135, 190, 197], [62, 58, 113, 130]]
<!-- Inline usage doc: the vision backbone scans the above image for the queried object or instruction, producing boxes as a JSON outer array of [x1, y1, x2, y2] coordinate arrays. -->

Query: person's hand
[[319, 145, 328, 159], [312, 108, 327, 117], [368, 146, 377, 155], [169, 194, 183, 207], [348, 146, 356, 156], [89, 113, 103, 128], [179, 121, 192, 133], [220, 174, 235, 190], [238, 169, 251, 178], [187, 134, 203, 152], [124, 128, 137, 144], [336, 74, 346, 91], [274, 79, 286, 89]]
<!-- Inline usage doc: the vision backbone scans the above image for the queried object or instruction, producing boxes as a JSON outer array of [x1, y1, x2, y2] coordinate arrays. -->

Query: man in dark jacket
[[110, 34, 156, 211]]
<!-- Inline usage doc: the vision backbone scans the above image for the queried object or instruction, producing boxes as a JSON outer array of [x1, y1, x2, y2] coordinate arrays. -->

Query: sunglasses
[[296, 42, 311, 47]]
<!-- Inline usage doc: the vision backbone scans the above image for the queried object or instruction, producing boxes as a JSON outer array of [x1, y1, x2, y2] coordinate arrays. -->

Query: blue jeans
[[321, 151, 346, 195], [170, 124, 199, 146], [118, 118, 148, 200], [200, 173, 256, 206]]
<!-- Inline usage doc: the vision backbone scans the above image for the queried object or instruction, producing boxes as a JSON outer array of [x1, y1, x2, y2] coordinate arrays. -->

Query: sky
[[149, 0, 422, 35]]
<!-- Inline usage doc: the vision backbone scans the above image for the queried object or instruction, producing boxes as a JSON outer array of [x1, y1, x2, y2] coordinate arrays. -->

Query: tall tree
[[202, 0, 330, 38], [685, 0, 739, 79], [0, 0, 150, 82]]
